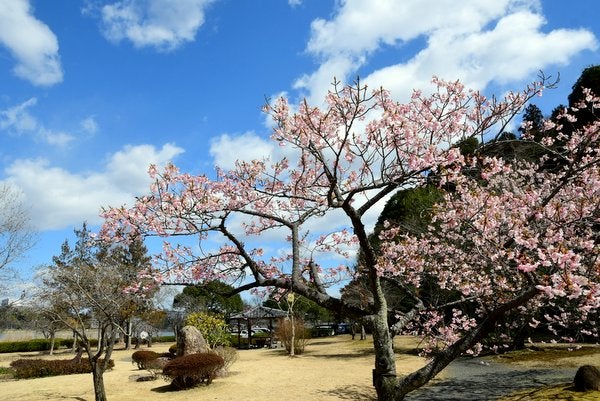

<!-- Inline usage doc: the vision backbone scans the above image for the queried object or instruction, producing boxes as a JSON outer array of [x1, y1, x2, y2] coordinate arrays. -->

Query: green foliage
[[154, 335, 176, 343], [568, 65, 600, 107], [185, 312, 230, 348], [0, 366, 13, 377], [455, 136, 479, 157], [173, 280, 244, 316], [518, 103, 544, 138], [544, 65, 600, 151], [10, 357, 114, 379], [162, 352, 225, 388], [264, 295, 333, 324], [0, 338, 91, 353], [374, 185, 444, 239]]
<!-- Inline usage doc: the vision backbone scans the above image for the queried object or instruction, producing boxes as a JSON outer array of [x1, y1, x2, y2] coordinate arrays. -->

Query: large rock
[[176, 325, 209, 357], [574, 365, 600, 391]]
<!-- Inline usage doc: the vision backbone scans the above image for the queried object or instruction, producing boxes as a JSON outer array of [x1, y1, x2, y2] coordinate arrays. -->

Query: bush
[[162, 352, 225, 389], [228, 334, 249, 348], [0, 339, 60, 353], [276, 318, 309, 355], [168, 344, 177, 355], [185, 312, 230, 348], [10, 358, 114, 379], [0, 338, 98, 354], [211, 346, 238, 375], [155, 335, 176, 343], [131, 350, 160, 369]]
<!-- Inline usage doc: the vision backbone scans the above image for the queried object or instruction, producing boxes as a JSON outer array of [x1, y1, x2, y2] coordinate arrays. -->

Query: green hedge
[[0, 336, 178, 354], [154, 335, 176, 343], [0, 338, 99, 353]]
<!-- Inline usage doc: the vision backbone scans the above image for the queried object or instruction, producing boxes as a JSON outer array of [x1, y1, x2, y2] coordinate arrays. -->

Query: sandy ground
[[0, 335, 428, 401], [1, 335, 599, 401]]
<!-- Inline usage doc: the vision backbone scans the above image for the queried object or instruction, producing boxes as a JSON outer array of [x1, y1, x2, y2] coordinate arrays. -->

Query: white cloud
[[0, 0, 63, 86], [209, 131, 275, 170], [1, 143, 184, 230], [297, 0, 598, 103], [0, 98, 75, 146], [363, 11, 598, 100], [0, 98, 38, 132], [39, 129, 75, 147], [80, 116, 99, 136], [100, 0, 214, 51]]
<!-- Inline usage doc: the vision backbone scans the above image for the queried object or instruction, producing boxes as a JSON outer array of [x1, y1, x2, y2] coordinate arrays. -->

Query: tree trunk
[[91, 362, 107, 401], [49, 331, 55, 356], [71, 330, 77, 353], [125, 319, 132, 350], [370, 276, 398, 401], [290, 315, 296, 357], [97, 326, 102, 351]]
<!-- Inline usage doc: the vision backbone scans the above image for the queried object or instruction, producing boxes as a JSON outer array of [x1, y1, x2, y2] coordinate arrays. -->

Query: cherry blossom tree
[[100, 75, 600, 400]]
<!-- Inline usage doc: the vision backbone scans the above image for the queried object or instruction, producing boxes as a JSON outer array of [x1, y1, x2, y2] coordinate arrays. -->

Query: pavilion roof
[[230, 305, 288, 320]]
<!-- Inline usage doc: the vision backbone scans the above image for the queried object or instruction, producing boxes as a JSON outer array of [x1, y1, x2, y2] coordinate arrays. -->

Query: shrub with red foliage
[[162, 352, 225, 389], [131, 350, 160, 369], [10, 358, 114, 379]]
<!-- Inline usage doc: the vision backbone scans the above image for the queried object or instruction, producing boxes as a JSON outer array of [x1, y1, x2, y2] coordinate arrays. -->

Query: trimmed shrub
[[155, 335, 176, 343], [131, 350, 160, 369], [144, 357, 171, 379], [162, 352, 225, 389], [0, 339, 59, 353], [10, 358, 114, 379], [0, 338, 98, 354]]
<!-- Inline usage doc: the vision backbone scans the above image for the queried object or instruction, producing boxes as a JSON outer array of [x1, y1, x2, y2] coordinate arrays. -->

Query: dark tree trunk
[[86, 323, 117, 401], [91, 363, 107, 401], [370, 276, 398, 401]]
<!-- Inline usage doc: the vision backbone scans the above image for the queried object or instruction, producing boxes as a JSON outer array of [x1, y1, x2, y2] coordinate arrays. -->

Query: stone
[[574, 365, 600, 391], [176, 325, 209, 357]]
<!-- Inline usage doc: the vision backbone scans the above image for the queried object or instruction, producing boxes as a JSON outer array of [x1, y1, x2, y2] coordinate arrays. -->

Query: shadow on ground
[[318, 384, 377, 400], [405, 359, 575, 401]]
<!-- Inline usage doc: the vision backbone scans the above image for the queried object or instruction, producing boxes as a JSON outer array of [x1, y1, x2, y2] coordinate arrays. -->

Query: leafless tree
[[0, 184, 35, 294]]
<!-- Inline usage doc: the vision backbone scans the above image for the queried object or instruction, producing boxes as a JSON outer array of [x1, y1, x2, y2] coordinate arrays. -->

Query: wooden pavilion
[[229, 306, 288, 348]]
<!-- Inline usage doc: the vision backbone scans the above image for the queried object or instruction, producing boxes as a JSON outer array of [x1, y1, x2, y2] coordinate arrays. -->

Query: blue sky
[[0, 0, 598, 299]]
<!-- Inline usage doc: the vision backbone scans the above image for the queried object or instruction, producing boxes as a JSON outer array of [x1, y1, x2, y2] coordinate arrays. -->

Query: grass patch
[[0, 366, 14, 374], [492, 346, 600, 366], [498, 383, 600, 401]]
